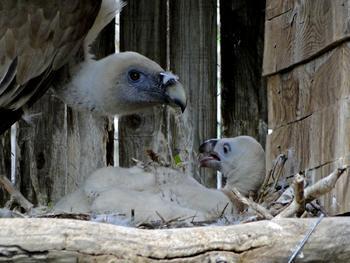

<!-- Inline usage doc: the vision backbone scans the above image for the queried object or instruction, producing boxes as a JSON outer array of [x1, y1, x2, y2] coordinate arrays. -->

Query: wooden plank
[[263, 0, 350, 76], [268, 42, 350, 129], [16, 93, 68, 204], [169, 0, 217, 187], [266, 99, 350, 174], [118, 0, 170, 167], [220, 0, 267, 146], [265, 0, 294, 20], [66, 111, 112, 195]]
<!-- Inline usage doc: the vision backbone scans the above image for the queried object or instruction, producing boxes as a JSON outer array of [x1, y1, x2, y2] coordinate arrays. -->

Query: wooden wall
[[264, 0, 350, 214], [220, 0, 267, 146], [0, 130, 10, 205]]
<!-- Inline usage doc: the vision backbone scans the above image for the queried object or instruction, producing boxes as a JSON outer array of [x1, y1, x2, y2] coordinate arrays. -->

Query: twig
[[218, 203, 229, 218], [276, 167, 347, 218], [0, 175, 33, 212], [294, 173, 305, 217], [229, 188, 273, 220], [257, 154, 287, 202], [305, 166, 347, 202], [155, 211, 166, 223]]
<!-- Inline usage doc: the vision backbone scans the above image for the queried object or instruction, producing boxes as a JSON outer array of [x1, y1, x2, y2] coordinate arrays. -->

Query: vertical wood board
[[264, 0, 350, 75], [169, 0, 217, 187], [268, 42, 350, 129], [220, 0, 267, 146], [266, 99, 350, 174]]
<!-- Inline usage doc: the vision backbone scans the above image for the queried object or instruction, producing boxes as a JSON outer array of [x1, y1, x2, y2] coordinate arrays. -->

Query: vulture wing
[[0, 0, 101, 134]]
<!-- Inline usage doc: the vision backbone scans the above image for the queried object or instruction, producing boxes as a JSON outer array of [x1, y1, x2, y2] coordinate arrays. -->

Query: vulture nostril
[[160, 72, 179, 86]]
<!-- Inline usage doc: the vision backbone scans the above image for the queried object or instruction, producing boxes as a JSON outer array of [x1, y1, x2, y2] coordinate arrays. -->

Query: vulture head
[[59, 51, 186, 116], [198, 136, 265, 196]]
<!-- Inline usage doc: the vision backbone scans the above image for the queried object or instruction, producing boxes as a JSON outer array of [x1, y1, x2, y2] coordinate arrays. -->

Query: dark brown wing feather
[[0, 0, 101, 134]]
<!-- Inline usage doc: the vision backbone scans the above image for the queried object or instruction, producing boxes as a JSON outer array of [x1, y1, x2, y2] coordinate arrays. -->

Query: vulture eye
[[223, 144, 231, 154], [128, 70, 141, 82]]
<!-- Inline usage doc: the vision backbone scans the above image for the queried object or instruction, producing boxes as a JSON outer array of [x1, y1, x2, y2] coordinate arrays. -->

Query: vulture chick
[[0, 0, 186, 134], [54, 136, 265, 224]]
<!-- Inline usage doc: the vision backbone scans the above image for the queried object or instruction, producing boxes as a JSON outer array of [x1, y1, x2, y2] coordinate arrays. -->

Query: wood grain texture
[[265, 0, 294, 20], [263, 0, 350, 75], [118, 0, 170, 167], [169, 0, 217, 187], [268, 43, 350, 129], [220, 0, 267, 147], [16, 93, 68, 205], [266, 99, 350, 176], [0, 130, 11, 205], [1, 218, 350, 262]]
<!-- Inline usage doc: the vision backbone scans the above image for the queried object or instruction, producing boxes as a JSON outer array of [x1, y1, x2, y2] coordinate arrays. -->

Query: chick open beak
[[198, 139, 220, 168], [161, 72, 187, 112]]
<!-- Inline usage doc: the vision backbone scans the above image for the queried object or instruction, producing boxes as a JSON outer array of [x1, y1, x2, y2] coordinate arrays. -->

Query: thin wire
[[288, 213, 325, 263]]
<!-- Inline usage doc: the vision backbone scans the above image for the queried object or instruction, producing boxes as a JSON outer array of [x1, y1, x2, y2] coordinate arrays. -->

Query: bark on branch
[[0, 175, 33, 212], [0, 218, 349, 262]]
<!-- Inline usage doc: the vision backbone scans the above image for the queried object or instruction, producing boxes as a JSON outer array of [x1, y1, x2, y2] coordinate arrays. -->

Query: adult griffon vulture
[[0, 0, 186, 134]]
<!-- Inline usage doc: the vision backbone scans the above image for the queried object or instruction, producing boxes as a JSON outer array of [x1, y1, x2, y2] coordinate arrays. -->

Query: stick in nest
[[0, 175, 33, 212], [276, 173, 305, 218], [229, 187, 273, 220], [276, 166, 348, 218]]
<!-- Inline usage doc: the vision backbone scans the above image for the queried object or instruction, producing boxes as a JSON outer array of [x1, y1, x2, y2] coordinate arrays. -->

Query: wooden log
[[220, 0, 267, 147], [169, 0, 217, 187], [268, 43, 350, 129], [263, 0, 350, 76], [0, 218, 350, 262]]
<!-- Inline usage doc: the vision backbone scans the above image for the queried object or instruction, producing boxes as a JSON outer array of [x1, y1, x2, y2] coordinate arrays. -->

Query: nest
[[0, 152, 348, 229]]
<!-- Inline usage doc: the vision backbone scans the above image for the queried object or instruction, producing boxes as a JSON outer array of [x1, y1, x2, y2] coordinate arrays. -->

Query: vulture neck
[[58, 58, 113, 115], [223, 157, 265, 197]]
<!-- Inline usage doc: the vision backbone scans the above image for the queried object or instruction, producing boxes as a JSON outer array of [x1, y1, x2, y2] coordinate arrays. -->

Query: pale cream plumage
[[54, 136, 265, 224]]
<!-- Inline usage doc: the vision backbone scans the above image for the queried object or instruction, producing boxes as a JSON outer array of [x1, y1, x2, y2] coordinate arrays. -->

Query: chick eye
[[129, 70, 141, 82], [223, 144, 231, 154]]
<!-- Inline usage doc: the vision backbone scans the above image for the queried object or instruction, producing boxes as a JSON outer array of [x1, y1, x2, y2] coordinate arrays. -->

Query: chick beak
[[160, 72, 187, 112]]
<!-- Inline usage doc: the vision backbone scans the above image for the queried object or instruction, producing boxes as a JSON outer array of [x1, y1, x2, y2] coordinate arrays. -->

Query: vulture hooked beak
[[160, 72, 187, 112], [198, 139, 221, 170]]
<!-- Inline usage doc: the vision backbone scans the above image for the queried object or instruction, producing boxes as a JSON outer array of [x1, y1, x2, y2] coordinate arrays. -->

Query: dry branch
[[0, 218, 349, 262], [0, 175, 33, 212], [276, 174, 305, 218], [305, 166, 347, 202], [276, 167, 347, 218], [229, 187, 273, 219]]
